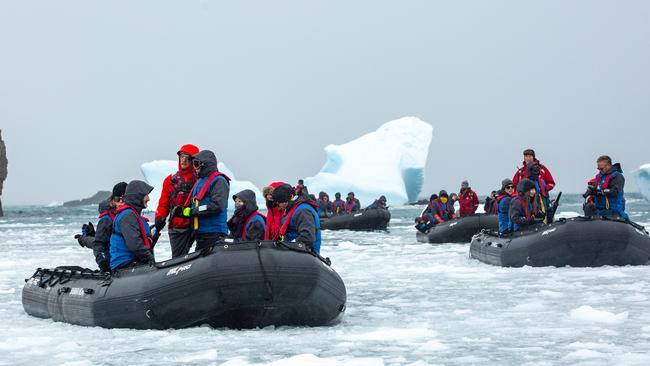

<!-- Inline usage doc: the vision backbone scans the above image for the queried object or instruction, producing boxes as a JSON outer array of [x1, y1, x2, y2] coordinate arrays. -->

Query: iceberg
[[633, 164, 650, 202], [140, 160, 264, 212], [304, 117, 433, 206]]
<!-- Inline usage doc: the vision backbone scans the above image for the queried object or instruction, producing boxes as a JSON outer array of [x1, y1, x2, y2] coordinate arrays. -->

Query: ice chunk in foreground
[[569, 305, 628, 325], [140, 160, 264, 212], [633, 164, 650, 202], [305, 117, 432, 206]]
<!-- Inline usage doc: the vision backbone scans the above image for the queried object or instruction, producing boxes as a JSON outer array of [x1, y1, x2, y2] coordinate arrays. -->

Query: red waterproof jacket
[[513, 160, 556, 192], [264, 181, 286, 241], [155, 144, 199, 229], [459, 188, 479, 217]]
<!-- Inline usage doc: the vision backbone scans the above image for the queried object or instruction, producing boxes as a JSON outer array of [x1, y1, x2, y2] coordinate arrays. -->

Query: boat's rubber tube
[[22, 241, 347, 329], [470, 217, 650, 267], [416, 214, 499, 244], [321, 209, 391, 231]]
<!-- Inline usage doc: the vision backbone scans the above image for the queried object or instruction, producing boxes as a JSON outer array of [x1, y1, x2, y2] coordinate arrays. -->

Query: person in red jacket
[[512, 149, 556, 193], [458, 180, 480, 217], [262, 181, 286, 240], [154, 144, 200, 258]]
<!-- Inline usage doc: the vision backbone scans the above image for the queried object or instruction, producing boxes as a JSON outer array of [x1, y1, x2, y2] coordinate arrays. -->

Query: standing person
[[496, 179, 515, 234], [512, 149, 556, 193], [583, 155, 628, 220], [484, 191, 498, 215], [227, 189, 266, 241], [331, 192, 346, 216], [346, 192, 361, 214], [509, 179, 543, 232], [182, 150, 231, 251], [273, 184, 322, 254], [262, 181, 286, 240], [153, 144, 199, 258], [317, 192, 333, 218], [294, 179, 309, 198], [109, 180, 155, 270], [525, 162, 551, 216], [458, 180, 480, 216]]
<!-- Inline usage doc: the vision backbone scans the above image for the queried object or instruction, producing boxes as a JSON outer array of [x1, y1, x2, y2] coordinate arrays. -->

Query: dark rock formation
[[63, 191, 111, 208], [0, 130, 7, 217]]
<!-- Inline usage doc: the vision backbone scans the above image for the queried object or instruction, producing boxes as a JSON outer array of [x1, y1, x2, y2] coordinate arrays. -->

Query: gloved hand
[[154, 217, 166, 232], [96, 253, 111, 273], [170, 206, 183, 218], [74, 234, 84, 247], [82, 222, 95, 237], [595, 189, 605, 196]]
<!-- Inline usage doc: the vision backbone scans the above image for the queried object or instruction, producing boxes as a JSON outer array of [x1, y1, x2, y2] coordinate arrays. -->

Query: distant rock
[[63, 191, 111, 208], [0, 130, 7, 217]]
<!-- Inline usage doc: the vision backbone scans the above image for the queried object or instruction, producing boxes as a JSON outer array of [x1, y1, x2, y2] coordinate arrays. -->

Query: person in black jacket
[[273, 183, 322, 254], [74, 182, 127, 272], [227, 189, 265, 241], [509, 178, 543, 232]]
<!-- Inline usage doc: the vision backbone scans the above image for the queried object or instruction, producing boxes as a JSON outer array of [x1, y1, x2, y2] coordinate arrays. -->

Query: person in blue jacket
[[273, 183, 322, 254], [227, 189, 266, 241], [496, 179, 516, 234], [181, 150, 231, 251], [583, 155, 628, 220], [109, 180, 155, 270]]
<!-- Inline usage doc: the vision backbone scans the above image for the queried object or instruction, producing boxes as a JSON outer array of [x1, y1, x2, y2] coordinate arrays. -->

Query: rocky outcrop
[[0, 130, 7, 217], [63, 191, 111, 208]]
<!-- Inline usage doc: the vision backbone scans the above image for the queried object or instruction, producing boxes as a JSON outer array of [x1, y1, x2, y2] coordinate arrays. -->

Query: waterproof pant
[[169, 228, 194, 258], [195, 232, 226, 252]]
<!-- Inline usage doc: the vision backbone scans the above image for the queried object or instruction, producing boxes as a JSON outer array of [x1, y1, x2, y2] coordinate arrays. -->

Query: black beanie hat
[[271, 184, 294, 203], [112, 182, 128, 199], [517, 178, 536, 193]]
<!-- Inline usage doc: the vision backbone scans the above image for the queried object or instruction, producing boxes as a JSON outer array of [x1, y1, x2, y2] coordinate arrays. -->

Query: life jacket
[[280, 201, 321, 254], [594, 170, 625, 215], [434, 199, 454, 221], [166, 171, 197, 229], [242, 212, 266, 240], [109, 205, 152, 270], [510, 194, 534, 232], [190, 172, 230, 234], [496, 194, 512, 234], [346, 198, 360, 213], [98, 210, 115, 222], [332, 199, 346, 215]]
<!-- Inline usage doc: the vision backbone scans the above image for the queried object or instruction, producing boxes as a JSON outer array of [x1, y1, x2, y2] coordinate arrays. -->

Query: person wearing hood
[[367, 195, 388, 210], [273, 183, 322, 254], [75, 182, 127, 272], [509, 178, 543, 232], [263, 181, 286, 240], [154, 144, 199, 258], [345, 192, 361, 214], [496, 179, 516, 234], [484, 191, 498, 215], [109, 180, 155, 270], [458, 180, 480, 217], [227, 189, 266, 241], [317, 192, 333, 218], [525, 161, 551, 216], [417, 194, 439, 231], [432, 190, 457, 224], [332, 192, 347, 216], [583, 155, 628, 220], [181, 150, 231, 251], [513, 149, 556, 193]]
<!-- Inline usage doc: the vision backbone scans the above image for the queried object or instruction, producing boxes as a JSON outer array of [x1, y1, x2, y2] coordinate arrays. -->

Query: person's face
[[440, 196, 448, 204], [110, 197, 122, 208], [266, 193, 273, 202], [143, 194, 150, 208], [235, 197, 244, 208], [524, 154, 534, 163], [597, 161, 611, 173], [179, 153, 191, 169], [505, 185, 515, 195], [278, 201, 289, 211], [192, 159, 203, 174], [528, 189, 536, 198]]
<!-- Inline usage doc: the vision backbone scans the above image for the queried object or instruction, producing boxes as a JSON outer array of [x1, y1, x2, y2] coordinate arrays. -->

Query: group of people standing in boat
[[416, 148, 629, 235]]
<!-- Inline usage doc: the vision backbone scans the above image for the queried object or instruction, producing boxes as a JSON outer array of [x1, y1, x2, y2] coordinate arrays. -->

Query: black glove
[[82, 222, 95, 237], [154, 217, 166, 232], [595, 189, 605, 196], [74, 234, 84, 247], [170, 206, 183, 218], [96, 253, 111, 273]]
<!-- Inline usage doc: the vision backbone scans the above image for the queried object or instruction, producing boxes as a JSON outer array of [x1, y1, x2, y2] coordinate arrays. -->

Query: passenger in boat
[[526, 162, 551, 217], [294, 179, 310, 199], [367, 195, 388, 210], [332, 192, 347, 216], [509, 178, 543, 232], [109, 180, 155, 270], [432, 190, 457, 223], [346, 192, 361, 214], [458, 180, 480, 217], [227, 189, 266, 241], [512, 149, 556, 194], [153, 144, 199, 258], [273, 183, 322, 254], [484, 191, 498, 215], [583, 155, 629, 220], [181, 150, 231, 251], [449, 192, 459, 205], [262, 181, 286, 240], [317, 192, 333, 218], [75, 182, 127, 272], [496, 179, 516, 234]]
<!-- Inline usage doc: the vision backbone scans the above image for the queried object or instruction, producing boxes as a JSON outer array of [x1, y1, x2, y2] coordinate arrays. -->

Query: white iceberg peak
[[633, 164, 650, 202]]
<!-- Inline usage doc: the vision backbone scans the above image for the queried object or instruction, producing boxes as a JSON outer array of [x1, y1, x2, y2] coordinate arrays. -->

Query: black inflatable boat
[[22, 241, 347, 330], [470, 217, 650, 267], [416, 214, 499, 244], [321, 209, 391, 231]]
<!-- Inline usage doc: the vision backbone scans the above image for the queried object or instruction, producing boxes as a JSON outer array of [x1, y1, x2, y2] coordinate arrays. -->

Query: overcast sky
[[1, 1, 649, 205]]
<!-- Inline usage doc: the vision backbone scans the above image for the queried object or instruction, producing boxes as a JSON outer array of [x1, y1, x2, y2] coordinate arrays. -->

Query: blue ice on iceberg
[[305, 117, 433, 206], [140, 160, 264, 212], [633, 164, 650, 202]]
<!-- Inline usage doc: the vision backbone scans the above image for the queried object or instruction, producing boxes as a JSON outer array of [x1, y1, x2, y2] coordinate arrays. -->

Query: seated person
[[367, 195, 388, 210], [508, 179, 544, 232], [227, 189, 266, 241], [345, 192, 361, 214], [273, 184, 321, 254], [583, 155, 628, 220]]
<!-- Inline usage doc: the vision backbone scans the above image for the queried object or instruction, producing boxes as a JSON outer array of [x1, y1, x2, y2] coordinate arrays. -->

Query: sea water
[[1, 194, 649, 366]]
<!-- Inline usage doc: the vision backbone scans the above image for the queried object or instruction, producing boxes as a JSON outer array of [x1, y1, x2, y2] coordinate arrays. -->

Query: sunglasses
[[192, 160, 203, 169], [506, 185, 515, 189]]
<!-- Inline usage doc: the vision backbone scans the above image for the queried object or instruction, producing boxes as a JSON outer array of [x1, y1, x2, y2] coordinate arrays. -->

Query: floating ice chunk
[[140, 160, 264, 212], [569, 305, 628, 325], [175, 349, 218, 363], [633, 164, 650, 202], [305, 117, 433, 206]]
